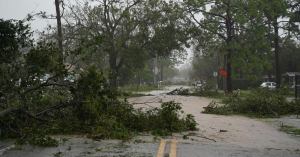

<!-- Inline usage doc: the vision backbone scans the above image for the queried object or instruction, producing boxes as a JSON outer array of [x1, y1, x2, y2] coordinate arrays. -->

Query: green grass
[[280, 125, 300, 135]]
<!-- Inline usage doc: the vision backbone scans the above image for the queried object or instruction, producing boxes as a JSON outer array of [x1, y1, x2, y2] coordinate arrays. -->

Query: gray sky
[[0, 0, 192, 69], [0, 0, 56, 32]]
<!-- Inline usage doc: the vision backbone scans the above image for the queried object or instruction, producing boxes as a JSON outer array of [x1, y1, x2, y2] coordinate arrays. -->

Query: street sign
[[218, 68, 228, 78], [213, 72, 218, 77]]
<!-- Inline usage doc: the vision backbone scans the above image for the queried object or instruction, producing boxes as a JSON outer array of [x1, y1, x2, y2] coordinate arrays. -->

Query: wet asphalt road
[[1, 86, 300, 157], [2, 135, 300, 157]]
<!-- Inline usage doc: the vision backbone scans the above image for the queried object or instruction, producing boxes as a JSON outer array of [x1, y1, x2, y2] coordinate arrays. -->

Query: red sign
[[219, 68, 228, 78]]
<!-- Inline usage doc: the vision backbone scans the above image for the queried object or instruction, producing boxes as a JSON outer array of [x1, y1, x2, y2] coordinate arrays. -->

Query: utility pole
[[55, 0, 64, 65], [296, 74, 299, 99], [153, 54, 158, 86], [273, 20, 281, 89]]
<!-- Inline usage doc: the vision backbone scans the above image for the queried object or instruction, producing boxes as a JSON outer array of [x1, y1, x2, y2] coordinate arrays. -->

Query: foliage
[[1, 0, 299, 149], [132, 101, 197, 136], [280, 39, 300, 73], [203, 101, 231, 115], [167, 88, 190, 96], [186, 0, 299, 89], [16, 127, 58, 147], [168, 87, 224, 98], [280, 125, 300, 136], [190, 54, 218, 81], [203, 89, 299, 117], [64, 0, 188, 88], [1, 63, 197, 144], [56, 69, 197, 138], [289, 100, 300, 116]]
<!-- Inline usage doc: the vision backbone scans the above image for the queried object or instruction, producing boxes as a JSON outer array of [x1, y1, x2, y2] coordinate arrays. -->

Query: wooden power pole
[[55, 0, 64, 64]]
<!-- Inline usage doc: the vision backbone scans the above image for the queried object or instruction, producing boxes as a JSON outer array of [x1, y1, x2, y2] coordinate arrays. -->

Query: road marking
[[169, 139, 177, 157], [156, 139, 166, 157]]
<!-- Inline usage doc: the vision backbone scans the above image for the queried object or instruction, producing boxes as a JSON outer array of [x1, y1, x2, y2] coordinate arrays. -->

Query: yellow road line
[[156, 139, 166, 157], [169, 139, 177, 157]]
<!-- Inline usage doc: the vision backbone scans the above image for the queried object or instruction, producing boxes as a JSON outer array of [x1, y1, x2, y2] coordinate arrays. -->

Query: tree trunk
[[225, 3, 233, 93], [160, 60, 163, 82], [55, 0, 64, 64], [109, 53, 118, 89], [273, 20, 281, 88], [226, 52, 232, 92]]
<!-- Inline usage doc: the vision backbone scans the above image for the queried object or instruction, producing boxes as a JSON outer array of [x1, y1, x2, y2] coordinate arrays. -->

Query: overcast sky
[[0, 0, 56, 32], [0, 0, 192, 69]]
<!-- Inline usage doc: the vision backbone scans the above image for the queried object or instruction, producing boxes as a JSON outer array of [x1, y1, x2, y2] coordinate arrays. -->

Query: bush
[[203, 89, 298, 117]]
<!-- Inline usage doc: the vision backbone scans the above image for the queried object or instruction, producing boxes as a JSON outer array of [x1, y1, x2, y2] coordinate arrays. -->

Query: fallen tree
[[167, 87, 190, 95], [0, 67, 197, 146], [0, 17, 197, 147]]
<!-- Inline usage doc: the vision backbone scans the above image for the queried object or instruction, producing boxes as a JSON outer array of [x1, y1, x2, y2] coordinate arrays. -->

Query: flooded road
[[1, 86, 300, 157], [132, 86, 300, 156]]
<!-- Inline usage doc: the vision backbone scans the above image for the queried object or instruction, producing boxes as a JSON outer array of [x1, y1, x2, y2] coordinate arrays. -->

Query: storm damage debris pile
[[167, 88, 190, 95], [203, 89, 300, 117], [0, 19, 197, 147], [166, 87, 222, 98], [0, 67, 197, 146]]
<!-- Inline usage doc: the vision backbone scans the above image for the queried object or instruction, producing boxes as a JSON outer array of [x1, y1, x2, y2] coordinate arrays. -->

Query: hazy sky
[[0, 0, 192, 68], [0, 0, 56, 32]]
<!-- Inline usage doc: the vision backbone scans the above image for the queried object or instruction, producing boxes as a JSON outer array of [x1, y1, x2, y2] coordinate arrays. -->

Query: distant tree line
[[186, 0, 299, 91]]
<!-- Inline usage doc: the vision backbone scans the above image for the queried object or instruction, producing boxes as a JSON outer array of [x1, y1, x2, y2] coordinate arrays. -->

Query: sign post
[[218, 68, 228, 91], [213, 71, 218, 92], [295, 74, 300, 99]]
